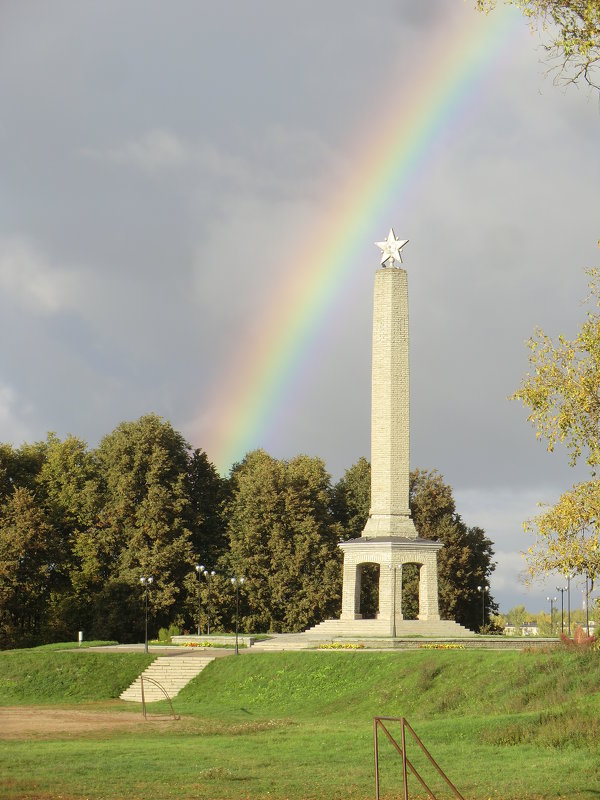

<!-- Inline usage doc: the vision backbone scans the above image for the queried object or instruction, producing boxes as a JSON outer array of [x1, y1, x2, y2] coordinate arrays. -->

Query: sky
[[1, 1, 599, 616]]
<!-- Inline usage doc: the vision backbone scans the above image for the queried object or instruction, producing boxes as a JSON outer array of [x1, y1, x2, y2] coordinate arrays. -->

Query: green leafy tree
[[409, 469, 497, 629], [477, 0, 600, 90], [77, 415, 195, 640], [34, 434, 101, 638], [506, 604, 529, 627], [331, 456, 371, 540], [38, 434, 99, 533], [0, 441, 48, 505], [0, 487, 58, 645], [513, 269, 600, 584], [187, 448, 228, 566], [225, 450, 342, 632]]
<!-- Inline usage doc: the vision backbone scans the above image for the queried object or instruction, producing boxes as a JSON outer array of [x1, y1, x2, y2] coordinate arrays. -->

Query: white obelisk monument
[[307, 230, 473, 637], [339, 231, 442, 628], [363, 230, 417, 538]]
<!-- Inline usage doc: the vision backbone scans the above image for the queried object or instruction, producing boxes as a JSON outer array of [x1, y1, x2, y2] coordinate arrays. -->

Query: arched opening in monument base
[[401, 563, 422, 620], [358, 563, 380, 619]]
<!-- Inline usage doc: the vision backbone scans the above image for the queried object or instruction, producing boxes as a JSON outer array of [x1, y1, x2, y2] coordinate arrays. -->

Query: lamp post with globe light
[[547, 596, 557, 635], [556, 585, 567, 633], [567, 574, 572, 635], [195, 565, 218, 635], [231, 576, 245, 655], [206, 570, 216, 634], [477, 585, 487, 631], [140, 575, 153, 654], [195, 564, 206, 636]]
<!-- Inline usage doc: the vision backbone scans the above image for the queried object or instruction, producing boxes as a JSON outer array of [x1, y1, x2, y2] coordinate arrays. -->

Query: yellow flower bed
[[317, 642, 365, 650], [184, 641, 214, 647]]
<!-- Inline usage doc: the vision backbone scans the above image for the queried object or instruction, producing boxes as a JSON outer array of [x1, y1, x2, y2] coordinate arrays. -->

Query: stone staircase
[[120, 655, 215, 702], [250, 618, 473, 651]]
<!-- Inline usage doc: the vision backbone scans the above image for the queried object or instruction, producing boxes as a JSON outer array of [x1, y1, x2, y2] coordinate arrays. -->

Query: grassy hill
[[1, 645, 599, 799], [0, 642, 152, 704]]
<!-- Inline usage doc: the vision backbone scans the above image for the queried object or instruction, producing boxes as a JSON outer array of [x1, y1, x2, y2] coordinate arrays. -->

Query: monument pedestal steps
[[305, 618, 472, 638]]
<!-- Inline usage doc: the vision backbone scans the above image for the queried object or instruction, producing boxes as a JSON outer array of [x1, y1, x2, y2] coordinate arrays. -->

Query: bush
[[559, 626, 596, 650], [157, 623, 181, 643]]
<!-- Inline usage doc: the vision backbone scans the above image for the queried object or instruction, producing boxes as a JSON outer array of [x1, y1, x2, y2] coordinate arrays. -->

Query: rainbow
[[197, 5, 523, 474]]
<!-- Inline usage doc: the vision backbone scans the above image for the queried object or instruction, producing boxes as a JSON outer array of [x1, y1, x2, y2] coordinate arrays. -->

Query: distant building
[[521, 622, 539, 636], [503, 623, 539, 636]]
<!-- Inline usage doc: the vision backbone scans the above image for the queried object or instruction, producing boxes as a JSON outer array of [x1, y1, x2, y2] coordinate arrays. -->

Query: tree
[[0, 418, 228, 646], [187, 448, 228, 568], [523, 480, 600, 582], [0, 441, 48, 506], [506, 604, 529, 627], [410, 469, 497, 629], [38, 434, 99, 534], [34, 434, 101, 638], [332, 461, 497, 630], [512, 269, 600, 471], [75, 415, 195, 640], [331, 456, 371, 540], [513, 268, 600, 584], [0, 487, 58, 645], [477, 1, 600, 91], [225, 450, 342, 632]]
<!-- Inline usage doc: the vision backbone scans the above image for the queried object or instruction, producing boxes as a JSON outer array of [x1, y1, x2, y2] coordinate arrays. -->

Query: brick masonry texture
[[363, 267, 417, 538], [333, 264, 443, 625]]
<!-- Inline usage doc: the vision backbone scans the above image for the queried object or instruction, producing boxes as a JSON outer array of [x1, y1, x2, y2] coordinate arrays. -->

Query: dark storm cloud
[[0, 1, 598, 612]]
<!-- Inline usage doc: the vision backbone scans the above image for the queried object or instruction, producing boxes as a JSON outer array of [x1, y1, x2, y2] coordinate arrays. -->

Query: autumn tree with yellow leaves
[[513, 268, 600, 583], [477, 0, 600, 90]]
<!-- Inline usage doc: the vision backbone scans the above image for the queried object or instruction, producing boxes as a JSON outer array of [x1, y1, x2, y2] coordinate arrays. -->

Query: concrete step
[[120, 656, 215, 702], [251, 636, 313, 651], [305, 618, 474, 638]]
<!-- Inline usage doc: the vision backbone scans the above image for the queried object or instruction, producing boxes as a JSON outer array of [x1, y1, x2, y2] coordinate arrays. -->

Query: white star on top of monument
[[375, 228, 408, 267]]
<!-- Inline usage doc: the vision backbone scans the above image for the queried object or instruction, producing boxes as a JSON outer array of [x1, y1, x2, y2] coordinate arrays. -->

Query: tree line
[[0, 414, 496, 647]]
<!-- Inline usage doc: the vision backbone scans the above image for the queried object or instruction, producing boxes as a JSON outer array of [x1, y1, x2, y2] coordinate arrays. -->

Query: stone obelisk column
[[362, 250, 417, 538]]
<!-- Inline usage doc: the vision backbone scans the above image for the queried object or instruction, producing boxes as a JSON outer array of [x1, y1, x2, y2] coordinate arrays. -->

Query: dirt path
[[0, 706, 159, 739]]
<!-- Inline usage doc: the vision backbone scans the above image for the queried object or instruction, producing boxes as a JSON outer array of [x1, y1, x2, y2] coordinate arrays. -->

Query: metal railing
[[139, 675, 179, 720], [374, 716, 464, 800]]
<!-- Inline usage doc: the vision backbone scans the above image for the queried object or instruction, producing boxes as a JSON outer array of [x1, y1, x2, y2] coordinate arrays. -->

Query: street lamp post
[[567, 575, 572, 636], [195, 564, 205, 636], [585, 573, 590, 636], [546, 596, 557, 635], [556, 585, 567, 633], [195, 565, 217, 635], [477, 585, 487, 632], [140, 576, 153, 654], [231, 576, 245, 655], [206, 570, 216, 634]]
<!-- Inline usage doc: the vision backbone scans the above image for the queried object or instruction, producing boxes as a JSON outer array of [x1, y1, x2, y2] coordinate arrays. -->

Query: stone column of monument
[[362, 260, 417, 538]]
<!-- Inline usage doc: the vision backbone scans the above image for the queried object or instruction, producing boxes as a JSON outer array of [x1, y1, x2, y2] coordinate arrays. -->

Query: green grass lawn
[[1, 646, 599, 799]]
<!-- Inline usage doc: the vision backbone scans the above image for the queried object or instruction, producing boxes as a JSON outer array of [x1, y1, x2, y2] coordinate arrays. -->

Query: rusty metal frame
[[374, 716, 464, 800], [139, 675, 179, 720]]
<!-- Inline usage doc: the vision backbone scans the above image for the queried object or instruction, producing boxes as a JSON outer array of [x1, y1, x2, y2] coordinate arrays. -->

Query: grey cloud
[[0, 1, 598, 614]]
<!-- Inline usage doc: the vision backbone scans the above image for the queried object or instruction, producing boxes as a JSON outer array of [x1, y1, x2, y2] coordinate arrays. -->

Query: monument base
[[305, 618, 473, 638], [338, 536, 444, 629], [362, 513, 418, 538]]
